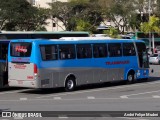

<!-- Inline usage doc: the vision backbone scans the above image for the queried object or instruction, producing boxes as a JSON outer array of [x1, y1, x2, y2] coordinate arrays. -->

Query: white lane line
[[120, 96, 128, 99], [122, 90, 160, 97], [36, 81, 160, 99], [58, 115, 68, 119], [58, 117, 68, 119], [87, 96, 95, 99], [20, 98, 27, 100], [54, 97, 62, 100], [0, 97, 156, 102], [152, 95, 160, 98]]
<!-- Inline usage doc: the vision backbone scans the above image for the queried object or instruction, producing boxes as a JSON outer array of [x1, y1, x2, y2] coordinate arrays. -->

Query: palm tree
[[140, 15, 160, 53]]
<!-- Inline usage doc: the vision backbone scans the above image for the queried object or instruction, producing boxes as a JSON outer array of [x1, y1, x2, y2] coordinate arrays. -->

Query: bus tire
[[127, 72, 135, 84], [65, 77, 76, 92]]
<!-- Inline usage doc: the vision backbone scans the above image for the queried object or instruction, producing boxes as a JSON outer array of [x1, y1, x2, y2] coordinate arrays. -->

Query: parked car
[[149, 54, 160, 64], [155, 46, 160, 53]]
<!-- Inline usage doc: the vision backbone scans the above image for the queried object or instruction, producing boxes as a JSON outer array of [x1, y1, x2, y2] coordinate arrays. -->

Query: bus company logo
[[15, 46, 27, 53], [14, 64, 26, 69], [106, 60, 130, 65]]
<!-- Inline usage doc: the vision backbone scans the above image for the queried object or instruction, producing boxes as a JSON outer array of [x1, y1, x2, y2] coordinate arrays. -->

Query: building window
[[32, 0, 36, 5]]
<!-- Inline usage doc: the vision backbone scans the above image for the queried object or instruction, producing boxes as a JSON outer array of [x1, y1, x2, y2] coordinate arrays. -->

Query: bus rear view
[[8, 40, 38, 88]]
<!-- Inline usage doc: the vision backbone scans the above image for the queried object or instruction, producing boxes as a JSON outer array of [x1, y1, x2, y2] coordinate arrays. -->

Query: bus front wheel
[[127, 72, 135, 84], [65, 77, 76, 92]]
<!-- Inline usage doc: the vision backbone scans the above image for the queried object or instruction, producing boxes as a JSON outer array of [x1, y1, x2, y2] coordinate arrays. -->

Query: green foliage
[[49, 0, 102, 32], [75, 19, 93, 32], [106, 27, 119, 38], [0, 0, 49, 31], [140, 15, 160, 33]]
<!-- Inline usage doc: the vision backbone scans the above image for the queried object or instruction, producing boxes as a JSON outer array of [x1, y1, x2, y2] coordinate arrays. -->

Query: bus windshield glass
[[10, 42, 32, 57]]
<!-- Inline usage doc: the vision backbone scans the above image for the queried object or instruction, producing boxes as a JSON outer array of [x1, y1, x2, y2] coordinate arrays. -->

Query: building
[[27, 0, 157, 32], [27, 0, 68, 31]]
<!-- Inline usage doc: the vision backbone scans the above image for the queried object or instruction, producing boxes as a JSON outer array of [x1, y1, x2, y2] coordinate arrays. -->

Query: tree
[[48, 0, 102, 32], [105, 27, 119, 38], [0, 0, 49, 31], [99, 0, 135, 33], [140, 15, 160, 52]]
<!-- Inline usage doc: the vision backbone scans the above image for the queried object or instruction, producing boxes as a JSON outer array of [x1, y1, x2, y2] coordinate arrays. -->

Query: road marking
[[54, 97, 62, 100], [152, 95, 160, 98], [122, 90, 160, 97], [20, 98, 27, 100], [87, 96, 95, 99], [36, 80, 160, 99], [120, 96, 128, 99], [58, 115, 68, 119], [0, 96, 157, 102]]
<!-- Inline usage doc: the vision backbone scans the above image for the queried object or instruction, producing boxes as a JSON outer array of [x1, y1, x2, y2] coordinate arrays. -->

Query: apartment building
[[27, 0, 68, 31]]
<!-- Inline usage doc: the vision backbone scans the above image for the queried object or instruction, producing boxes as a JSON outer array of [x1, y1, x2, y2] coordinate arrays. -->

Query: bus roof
[[60, 37, 113, 40], [10, 38, 145, 44]]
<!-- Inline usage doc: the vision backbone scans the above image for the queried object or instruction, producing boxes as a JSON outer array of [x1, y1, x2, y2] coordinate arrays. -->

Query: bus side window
[[0, 43, 8, 60], [40, 45, 58, 61], [77, 44, 92, 59], [123, 43, 136, 56], [108, 43, 122, 57], [93, 44, 107, 58], [59, 44, 75, 60]]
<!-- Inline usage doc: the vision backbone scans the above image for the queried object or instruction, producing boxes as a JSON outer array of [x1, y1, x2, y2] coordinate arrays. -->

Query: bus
[[0, 40, 10, 88], [0, 31, 89, 88], [0, 31, 89, 39], [8, 38, 149, 91]]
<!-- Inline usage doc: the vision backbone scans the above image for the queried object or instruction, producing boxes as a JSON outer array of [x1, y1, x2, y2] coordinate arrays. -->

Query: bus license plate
[[18, 80, 23, 84]]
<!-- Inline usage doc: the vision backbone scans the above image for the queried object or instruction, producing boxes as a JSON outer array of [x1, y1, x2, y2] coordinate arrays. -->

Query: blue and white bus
[[0, 31, 89, 88], [0, 40, 10, 88], [8, 38, 149, 91]]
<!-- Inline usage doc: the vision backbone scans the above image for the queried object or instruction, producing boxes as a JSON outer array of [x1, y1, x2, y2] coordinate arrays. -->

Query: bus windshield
[[10, 42, 32, 57]]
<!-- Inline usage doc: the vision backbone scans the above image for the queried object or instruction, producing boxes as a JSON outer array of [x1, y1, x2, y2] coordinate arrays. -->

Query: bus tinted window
[[77, 44, 92, 59], [136, 42, 146, 52], [59, 45, 75, 60], [108, 43, 122, 57], [0, 43, 8, 60], [10, 42, 32, 57], [40, 45, 58, 61], [93, 44, 107, 58], [123, 43, 136, 56]]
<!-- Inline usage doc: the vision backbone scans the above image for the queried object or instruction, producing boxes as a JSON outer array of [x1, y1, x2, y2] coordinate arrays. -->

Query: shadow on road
[[19, 76, 160, 95], [0, 87, 29, 92]]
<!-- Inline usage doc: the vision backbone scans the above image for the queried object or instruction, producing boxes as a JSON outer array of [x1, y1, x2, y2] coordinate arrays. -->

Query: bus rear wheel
[[65, 77, 76, 92]]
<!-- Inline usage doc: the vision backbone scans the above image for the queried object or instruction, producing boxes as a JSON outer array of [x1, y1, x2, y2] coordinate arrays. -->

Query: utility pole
[[148, 0, 152, 53]]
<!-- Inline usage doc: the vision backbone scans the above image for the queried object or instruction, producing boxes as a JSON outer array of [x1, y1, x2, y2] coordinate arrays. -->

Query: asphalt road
[[1, 65, 160, 120]]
